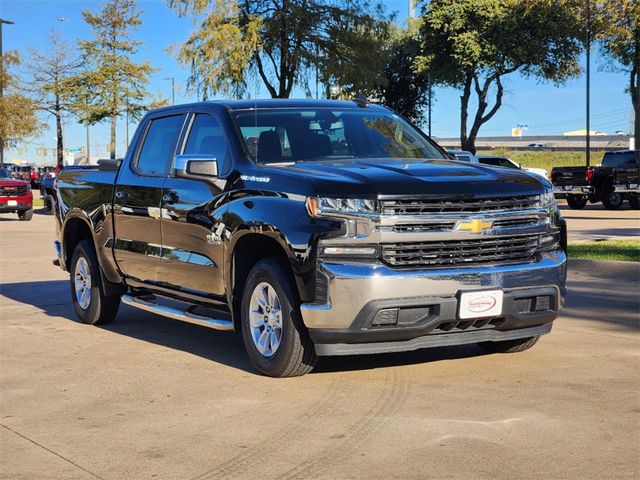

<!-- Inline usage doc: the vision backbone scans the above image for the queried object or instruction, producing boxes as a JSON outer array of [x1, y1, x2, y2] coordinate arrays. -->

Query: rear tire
[[240, 257, 317, 377], [70, 240, 120, 325], [566, 195, 587, 209], [18, 208, 33, 221], [479, 335, 540, 353], [628, 195, 639, 210], [602, 189, 623, 210]]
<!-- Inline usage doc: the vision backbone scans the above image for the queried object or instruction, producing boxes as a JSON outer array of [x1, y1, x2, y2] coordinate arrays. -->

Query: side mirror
[[173, 154, 219, 179]]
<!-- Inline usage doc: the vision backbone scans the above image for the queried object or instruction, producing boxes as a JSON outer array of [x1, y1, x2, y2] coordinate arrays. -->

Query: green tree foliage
[[168, 0, 388, 99], [69, 0, 155, 159], [0, 52, 43, 159], [325, 20, 433, 126], [26, 30, 81, 168], [593, 0, 639, 141], [417, 0, 583, 153]]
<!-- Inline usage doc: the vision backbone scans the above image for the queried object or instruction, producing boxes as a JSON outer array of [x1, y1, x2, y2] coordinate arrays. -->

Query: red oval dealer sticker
[[467, 295, 497, 313]]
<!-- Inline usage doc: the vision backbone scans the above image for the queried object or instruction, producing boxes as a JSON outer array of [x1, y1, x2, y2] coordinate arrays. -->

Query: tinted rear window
[[602, 152, 638, 168]]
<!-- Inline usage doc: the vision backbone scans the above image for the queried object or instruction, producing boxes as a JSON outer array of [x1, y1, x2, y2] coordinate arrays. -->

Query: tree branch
[[255, 53, 278, 98]]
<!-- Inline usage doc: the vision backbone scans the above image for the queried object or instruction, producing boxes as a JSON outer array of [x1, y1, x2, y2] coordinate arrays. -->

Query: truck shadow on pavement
[[1, 268, 637, 376], [1, 279, 493, 375]]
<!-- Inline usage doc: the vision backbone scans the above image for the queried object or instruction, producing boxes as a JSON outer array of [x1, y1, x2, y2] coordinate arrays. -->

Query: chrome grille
[[381, 235, 539, 268], [386, 217, 539, 233], [379, 195, 540, 215], [0, 185, 28, 197]]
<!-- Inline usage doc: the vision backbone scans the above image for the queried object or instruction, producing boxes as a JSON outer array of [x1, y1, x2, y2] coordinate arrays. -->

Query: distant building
[[563, 129, 607, 136]]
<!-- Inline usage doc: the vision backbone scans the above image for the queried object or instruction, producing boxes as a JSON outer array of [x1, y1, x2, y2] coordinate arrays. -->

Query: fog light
[[371, 308, 398, 326]]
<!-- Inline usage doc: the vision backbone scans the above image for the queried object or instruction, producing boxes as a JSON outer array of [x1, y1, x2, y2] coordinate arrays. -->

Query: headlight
[[539, 190, 557, 208], [307, 197, 377, 217]]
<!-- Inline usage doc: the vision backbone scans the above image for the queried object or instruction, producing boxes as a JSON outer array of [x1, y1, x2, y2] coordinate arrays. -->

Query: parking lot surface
[[1, 211, 639, 480], [559, 200, 640, 241]]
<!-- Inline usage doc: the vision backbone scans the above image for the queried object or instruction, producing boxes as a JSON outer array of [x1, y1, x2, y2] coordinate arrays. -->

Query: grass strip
[[568, 240, 640, 262]]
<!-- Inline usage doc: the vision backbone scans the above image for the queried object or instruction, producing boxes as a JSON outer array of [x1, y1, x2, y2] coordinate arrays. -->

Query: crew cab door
[[113, 113, 186, 283], [158, 111, 230, 302]]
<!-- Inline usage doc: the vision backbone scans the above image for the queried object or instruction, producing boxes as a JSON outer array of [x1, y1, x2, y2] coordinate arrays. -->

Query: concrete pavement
[[1, 212, 639, 480], [560, 201, 640, 241]]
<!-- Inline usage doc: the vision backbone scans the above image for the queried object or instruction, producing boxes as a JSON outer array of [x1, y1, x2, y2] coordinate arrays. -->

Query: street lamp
[[164, 77, 175, 105], [585, 0, 591, 167], [1, 18, 15, 165], [0, 18, 15, 98]]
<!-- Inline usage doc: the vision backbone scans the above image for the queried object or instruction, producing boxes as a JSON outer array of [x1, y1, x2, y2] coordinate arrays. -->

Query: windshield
[[232, 108, 446, 164], [0, 168, 13, 179]]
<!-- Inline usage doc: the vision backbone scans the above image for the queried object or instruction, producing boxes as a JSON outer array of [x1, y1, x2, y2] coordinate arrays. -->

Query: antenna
[[353, 93, 370, 108]]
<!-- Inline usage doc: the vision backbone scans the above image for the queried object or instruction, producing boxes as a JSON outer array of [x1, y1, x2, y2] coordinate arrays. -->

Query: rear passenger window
[[136, 115, 185, 175], [184, 114, 228, 163]]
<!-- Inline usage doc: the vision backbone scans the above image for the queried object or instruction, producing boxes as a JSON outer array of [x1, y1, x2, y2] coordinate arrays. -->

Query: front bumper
[[301, 251, 567, 356], [0, 195, 33, 213]]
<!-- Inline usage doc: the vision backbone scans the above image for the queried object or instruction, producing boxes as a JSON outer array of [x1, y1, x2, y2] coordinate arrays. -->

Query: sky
[[1, 0, 633, 164]]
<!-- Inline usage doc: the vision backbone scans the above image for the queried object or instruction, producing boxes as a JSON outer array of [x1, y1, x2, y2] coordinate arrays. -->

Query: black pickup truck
[[53, 99, 567, 377], [551, 150, 639, 210]]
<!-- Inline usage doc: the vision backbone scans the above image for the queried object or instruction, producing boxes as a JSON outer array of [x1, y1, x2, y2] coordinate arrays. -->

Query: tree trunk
[[56, 113, 64, 169], [110, 114, 116, 160], [463, 74, 504, 155], [55, 94, 64, 169], [459, 73, 472, 152]]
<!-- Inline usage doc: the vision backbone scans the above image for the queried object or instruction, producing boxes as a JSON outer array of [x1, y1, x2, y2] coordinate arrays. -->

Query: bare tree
[[26, 29, 81, 168]]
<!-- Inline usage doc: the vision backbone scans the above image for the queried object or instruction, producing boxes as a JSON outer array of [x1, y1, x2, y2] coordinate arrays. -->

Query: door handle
[[162, 192, 179, 205]]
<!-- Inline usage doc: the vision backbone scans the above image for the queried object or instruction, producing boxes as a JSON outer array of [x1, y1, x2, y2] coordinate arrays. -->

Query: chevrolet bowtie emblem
[[457, 218, 493, 234]]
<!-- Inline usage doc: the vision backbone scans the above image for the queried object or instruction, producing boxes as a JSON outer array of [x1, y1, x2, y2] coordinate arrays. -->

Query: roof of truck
[[155, 98, 389, 112]]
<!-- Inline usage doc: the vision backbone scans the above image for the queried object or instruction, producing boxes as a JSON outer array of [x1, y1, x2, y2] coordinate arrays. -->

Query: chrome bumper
[[613, 184, 639, 194], [300, 251, 567, 330], [553, 186, 593, 195]]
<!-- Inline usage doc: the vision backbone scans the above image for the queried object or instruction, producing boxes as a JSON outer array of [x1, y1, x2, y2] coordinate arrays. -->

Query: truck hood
[[255, 158, 551, 197], [0, 178, 29, 188]]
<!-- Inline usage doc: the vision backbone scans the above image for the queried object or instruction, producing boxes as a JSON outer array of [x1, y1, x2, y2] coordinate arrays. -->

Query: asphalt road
[[1, 211, 639, 480]]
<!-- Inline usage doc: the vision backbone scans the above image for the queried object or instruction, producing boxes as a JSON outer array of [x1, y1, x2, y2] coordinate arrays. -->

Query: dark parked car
[[551, 150, 639, 209], [54, 99, 567, 377]]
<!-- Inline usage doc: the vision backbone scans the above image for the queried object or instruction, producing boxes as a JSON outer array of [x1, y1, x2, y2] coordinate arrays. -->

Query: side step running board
[[121, 295, 234, 331]]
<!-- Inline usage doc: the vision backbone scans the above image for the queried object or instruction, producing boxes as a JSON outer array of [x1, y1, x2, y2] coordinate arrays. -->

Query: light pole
[[585, 0, 591, 167], [1, 18, 15, 165], [164, 77, 175, 105]]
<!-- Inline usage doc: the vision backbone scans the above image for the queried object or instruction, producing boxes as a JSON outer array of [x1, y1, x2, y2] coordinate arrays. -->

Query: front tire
[[43, 195, 56, 215], [479, 335, 540, 353], [18, 208, 33, 221], [70, 240, 120, 325], [602, 189, 623, 210], [566, 195, 587, 209], [240, 258, 317, 377]]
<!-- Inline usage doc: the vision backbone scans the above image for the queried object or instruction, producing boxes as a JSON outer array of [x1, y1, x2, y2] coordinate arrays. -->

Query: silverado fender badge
[[207, 223, 226, 245], [456, 218, 494, 234], [240, 174, 270, 183]]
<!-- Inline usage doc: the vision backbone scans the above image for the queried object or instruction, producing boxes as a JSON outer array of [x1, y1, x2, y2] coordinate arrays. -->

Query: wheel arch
[[226, 230, 311, 332], [62, 212, 126, 296]]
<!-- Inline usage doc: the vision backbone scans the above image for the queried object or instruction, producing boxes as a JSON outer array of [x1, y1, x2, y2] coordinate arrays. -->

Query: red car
[[0, 167, 33, 221]]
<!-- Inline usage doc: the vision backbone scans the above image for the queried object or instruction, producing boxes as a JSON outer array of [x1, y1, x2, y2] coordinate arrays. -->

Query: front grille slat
[[381, 234, 539, 268], [380, 195, 540, 215], [0, 186, 28, 197]]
